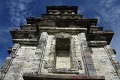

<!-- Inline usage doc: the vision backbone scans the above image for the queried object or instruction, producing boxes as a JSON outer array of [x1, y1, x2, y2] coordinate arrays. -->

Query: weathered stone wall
[[91, 47, 120, 80], [2, 46, 36, 80], [1, 32, 120, 80]]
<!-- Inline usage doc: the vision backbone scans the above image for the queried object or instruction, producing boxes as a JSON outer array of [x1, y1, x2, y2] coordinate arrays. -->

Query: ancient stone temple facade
[[1, 6, 120, 80]]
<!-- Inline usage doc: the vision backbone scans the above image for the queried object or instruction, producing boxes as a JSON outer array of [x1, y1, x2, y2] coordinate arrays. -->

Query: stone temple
[[1, 6, 120, 80]]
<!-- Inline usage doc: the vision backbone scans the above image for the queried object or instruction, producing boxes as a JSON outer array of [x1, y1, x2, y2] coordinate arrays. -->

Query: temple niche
[[1, 6, 120, 80]]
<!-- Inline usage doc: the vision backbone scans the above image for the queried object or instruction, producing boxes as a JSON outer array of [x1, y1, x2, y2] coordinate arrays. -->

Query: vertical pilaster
[[1, 43, 20, 80], [36, 32, 48, 74], [104, 45, 120, 79], [78, 33, 96, 76], [70, 36, 84, 73], [43, 35, 56, 72]]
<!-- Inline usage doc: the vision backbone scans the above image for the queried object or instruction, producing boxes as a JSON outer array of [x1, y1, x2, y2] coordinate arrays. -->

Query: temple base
[[23, 73, 105, 80]]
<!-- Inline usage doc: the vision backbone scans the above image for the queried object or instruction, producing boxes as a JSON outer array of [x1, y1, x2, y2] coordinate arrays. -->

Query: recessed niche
[[56, 38, 70, 51], [55, 38, 70, 69]]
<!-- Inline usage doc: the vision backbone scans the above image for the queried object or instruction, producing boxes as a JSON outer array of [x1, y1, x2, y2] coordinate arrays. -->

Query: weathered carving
[[44, 59, 54, 68], [55, 32, 71, 39], [71, 60, 82, 70]]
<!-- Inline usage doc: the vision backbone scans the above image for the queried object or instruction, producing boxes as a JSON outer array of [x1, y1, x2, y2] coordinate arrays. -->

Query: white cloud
[[0, 0, 34, 67], [95, 0, 120, 32], [52, 0, 63, 5], [96, 0, 119, 25], [8, 0, 33, 27], [78, 7, 84, 14], [95, 15, 100, 24], [99, 0, 116, 8], [0, 49, 8, 67], [0, 59, 2, 67], [18, 3, 26, 11]]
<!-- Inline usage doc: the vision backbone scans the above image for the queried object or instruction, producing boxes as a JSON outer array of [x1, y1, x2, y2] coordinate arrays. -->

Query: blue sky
[[0, 0, 120, 67]]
